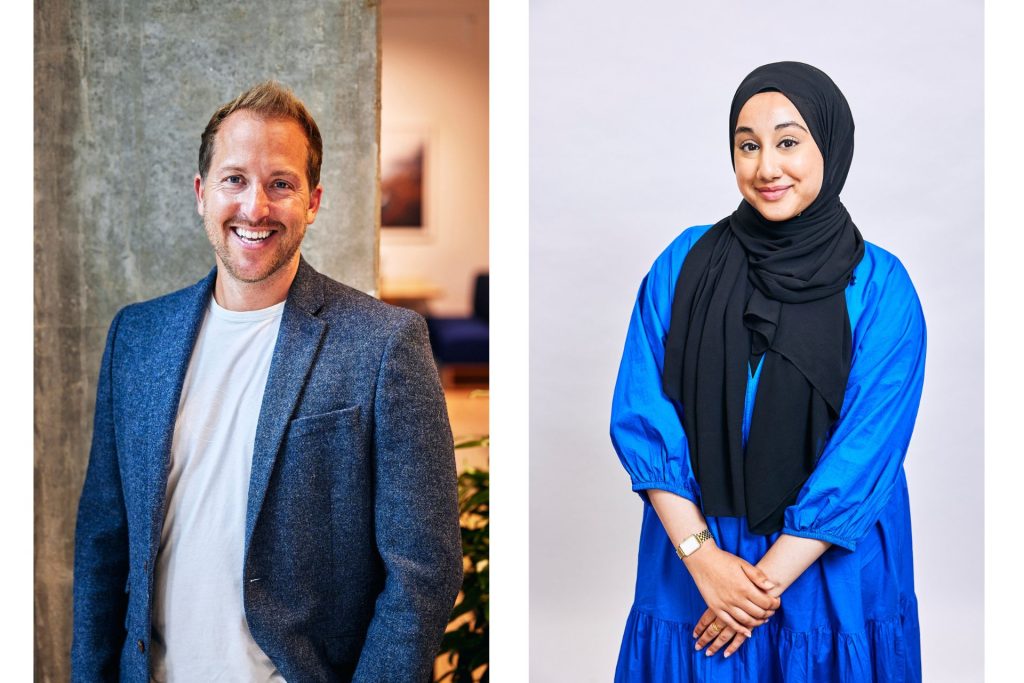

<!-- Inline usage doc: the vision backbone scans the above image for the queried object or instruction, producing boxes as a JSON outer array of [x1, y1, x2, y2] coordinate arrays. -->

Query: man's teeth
[[235, 227, 272, 241]]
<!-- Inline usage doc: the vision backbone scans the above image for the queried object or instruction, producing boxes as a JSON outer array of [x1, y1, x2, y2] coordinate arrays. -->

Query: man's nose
[[242, 183, 272, 222]]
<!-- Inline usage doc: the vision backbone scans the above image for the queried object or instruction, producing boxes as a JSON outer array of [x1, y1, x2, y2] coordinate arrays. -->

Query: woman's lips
[[756, 185, 791, 201]]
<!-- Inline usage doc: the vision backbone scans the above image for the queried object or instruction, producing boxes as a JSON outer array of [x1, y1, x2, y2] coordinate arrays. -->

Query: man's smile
[[232, 226, 275, 243]]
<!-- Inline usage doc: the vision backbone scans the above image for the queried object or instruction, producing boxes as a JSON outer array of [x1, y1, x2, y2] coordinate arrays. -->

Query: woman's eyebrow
[[734, 121, 810, 136], [775, 120, 809, 133]]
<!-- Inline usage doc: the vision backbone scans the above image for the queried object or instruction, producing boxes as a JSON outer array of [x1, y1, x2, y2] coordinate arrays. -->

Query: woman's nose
[[757, 149, 783, 181]]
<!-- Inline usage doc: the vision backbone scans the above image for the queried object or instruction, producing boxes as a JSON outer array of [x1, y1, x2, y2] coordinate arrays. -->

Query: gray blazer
[[72, 257, 463, 682]]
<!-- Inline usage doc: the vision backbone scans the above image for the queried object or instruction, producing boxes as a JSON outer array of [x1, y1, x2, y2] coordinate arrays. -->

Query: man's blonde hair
[[198, 81, 323, 188]]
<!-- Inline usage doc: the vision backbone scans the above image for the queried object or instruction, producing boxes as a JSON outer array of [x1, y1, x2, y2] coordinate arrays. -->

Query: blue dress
[[611, 225, 926, 682]]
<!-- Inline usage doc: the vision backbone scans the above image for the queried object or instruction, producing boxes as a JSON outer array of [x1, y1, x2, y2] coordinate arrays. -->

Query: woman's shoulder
[[640, 225, 715, 306], [848, 239, 925, 335], [660, 224, 715, 259], [648, 224, 715, 278], [855, 240, 919, 296]]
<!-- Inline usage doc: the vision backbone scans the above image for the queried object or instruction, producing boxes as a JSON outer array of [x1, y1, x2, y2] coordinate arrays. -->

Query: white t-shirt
[[150, 298, 287, 682]]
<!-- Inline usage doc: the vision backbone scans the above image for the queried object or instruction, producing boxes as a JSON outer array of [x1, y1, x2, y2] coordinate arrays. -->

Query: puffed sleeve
[[610, 228, 705, 504], [781, 254, 926, 551]]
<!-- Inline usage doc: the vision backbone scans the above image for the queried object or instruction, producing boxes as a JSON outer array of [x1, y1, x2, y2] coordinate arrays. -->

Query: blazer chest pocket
[[280, 405, 366, 496], [286, 405, 361, 443]]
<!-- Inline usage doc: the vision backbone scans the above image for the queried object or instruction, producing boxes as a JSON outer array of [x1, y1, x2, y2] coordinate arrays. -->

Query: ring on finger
[[707, 622, 722, 637]]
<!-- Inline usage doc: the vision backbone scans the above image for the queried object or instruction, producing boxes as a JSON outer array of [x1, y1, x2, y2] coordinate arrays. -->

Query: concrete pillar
[[34, 1, 380, 678]]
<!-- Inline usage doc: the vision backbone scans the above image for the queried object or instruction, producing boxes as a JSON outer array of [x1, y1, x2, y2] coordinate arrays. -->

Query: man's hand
[[682, 545, 780, 637]]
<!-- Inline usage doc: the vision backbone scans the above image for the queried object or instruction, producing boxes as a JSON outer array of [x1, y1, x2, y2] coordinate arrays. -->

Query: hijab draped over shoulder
[[662, 62, 865, 535]]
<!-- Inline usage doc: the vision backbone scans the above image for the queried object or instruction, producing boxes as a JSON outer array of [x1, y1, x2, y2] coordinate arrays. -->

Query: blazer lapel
[[245, 257, 327, 552], [142, 267, 216, 555]]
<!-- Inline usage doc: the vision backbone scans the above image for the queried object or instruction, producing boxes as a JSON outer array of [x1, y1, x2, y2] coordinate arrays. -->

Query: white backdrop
[[529, 1, 982, 681]]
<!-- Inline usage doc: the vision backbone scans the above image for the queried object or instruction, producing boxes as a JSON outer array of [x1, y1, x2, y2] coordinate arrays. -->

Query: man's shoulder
[[114, 268, 215, 333], [312, 268, 425, 337]]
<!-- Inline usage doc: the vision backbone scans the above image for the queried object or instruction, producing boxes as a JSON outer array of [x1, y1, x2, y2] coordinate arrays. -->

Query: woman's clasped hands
[[682, 543, 780, 659]]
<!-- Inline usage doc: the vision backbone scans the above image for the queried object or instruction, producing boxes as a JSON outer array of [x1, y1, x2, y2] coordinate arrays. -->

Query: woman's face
[[733, 92, 824, 222]]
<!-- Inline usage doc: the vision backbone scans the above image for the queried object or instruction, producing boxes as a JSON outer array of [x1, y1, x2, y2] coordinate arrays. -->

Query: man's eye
[[272, 180, 291, 190], [225, 175, 243, 184]]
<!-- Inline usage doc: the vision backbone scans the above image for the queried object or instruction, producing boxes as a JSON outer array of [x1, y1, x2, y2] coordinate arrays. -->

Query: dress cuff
[[631, 481, 699, 506], [781, 526, 857, 552]]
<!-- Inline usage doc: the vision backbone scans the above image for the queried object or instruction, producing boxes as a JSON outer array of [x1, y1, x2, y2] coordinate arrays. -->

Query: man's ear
[[194, 174, 205, 217], [306, 184, 324, 224]]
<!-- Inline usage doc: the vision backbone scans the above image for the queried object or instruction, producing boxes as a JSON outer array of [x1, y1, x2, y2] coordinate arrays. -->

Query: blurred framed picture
[[381, 127, 430, 230]]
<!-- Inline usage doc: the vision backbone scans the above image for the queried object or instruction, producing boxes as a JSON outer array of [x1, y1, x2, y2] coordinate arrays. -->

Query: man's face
[[195, 111, 322, 287]]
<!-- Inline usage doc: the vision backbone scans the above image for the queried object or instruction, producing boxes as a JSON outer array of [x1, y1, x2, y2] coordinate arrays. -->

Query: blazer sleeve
[[610, 231, 703, 505], [353, 312, 463, 682], [781, 257, 927, 551], [72, 308, 130, 682]]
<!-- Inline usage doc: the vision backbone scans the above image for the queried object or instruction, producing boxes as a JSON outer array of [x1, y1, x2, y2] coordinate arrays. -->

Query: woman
[[610, 62, 925, 682]]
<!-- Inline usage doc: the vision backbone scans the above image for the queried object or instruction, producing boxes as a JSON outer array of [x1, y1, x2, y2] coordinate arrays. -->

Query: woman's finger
[[741, 599, 772, 622], [743, 584, 780, 611], [694, 619, 723, 651], [717, 609, 753, 637], [693, 609, 717, 639], [727, 604, 760, 630], [739, 561, 777, 592], [705, 625, 735, 656], [723, 632, 748, 658]]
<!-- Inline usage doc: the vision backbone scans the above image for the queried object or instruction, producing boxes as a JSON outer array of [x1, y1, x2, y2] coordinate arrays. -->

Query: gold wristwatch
[[675, 529, 713, 559]]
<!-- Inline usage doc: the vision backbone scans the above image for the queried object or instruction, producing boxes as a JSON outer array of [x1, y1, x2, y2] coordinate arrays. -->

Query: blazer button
[[137, 640, 145, 653]]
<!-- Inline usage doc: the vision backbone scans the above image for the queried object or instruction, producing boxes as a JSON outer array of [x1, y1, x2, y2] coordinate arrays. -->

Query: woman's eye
[[739, 141, 759, 152], [779, 138, 799, 149]]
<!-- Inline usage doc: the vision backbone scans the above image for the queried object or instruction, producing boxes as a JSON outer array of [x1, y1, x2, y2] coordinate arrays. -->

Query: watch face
[[680, 536, 701, 556]]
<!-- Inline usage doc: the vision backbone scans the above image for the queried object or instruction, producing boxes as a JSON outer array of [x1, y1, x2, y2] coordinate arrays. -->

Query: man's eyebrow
[[733, 121, 810, 136], [215, 165, 302, 178]]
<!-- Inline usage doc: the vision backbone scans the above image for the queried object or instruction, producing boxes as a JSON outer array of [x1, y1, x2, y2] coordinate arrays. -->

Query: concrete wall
[[34, 1, 380, 679], [379, 0, 488, 316]]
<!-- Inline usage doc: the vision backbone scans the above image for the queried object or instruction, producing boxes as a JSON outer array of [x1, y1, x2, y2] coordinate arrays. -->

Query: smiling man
[[71, 82, 462, 682]]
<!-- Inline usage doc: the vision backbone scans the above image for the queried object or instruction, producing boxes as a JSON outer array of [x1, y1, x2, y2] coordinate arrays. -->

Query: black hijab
[[661, 62, 864, 535]]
